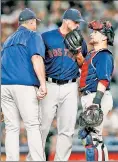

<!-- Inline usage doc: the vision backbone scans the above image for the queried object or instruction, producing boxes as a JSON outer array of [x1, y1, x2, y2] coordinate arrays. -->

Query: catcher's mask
[[88, 20, 115, 46]]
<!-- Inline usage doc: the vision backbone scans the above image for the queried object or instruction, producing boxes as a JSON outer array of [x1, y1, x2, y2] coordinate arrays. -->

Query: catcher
[[76, 20, 115, 161]]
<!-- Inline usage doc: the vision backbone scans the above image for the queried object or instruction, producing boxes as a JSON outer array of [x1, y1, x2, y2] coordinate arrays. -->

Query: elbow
[[31, 54, 43, 63], [99, 80, 109, 88]]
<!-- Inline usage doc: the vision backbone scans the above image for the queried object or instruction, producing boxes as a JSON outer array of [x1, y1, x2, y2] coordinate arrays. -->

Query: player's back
[[1, 26, 40, 86]]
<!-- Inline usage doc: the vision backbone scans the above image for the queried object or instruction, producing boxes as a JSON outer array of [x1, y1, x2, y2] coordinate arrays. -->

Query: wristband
[[93, 90, 104, 105]]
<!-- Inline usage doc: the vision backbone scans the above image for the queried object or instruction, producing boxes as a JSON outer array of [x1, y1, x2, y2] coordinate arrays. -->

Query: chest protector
[[79, 49, 112, 90]]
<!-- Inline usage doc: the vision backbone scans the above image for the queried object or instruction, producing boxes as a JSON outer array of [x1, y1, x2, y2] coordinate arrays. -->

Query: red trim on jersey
[[80, 61, 89, 87], [99, 80, 109, 87], [58, 28, 66, 37], [94, 148, 98, 161], [102, 150, 105, 161], [79, 51, 96, 88]]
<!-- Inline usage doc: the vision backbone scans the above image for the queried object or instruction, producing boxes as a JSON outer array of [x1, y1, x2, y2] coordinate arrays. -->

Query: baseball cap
[[62, 8, 85, 23], [19, 8, 41, 22]]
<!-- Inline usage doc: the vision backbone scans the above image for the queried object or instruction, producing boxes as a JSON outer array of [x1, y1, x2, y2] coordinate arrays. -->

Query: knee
[[25, 121, 41, 130], [5, 122, 20, 133], [79, 128, 103, 147], [58, 131, 74, 138], [58, 126, 75, 137]]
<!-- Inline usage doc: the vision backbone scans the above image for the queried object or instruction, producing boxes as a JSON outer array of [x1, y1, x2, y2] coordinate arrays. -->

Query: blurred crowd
[[1, 0, 118, 160]]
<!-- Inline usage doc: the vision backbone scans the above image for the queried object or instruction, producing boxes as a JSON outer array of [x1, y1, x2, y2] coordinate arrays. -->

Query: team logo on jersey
[[47, 48, 76, 61]]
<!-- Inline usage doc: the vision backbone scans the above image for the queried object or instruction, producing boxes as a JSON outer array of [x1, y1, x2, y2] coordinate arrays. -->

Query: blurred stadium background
[[1, 0, 118, 161]]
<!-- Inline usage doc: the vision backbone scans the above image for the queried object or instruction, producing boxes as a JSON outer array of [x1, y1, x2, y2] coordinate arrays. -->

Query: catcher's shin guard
[[80, 133, 108, 161]]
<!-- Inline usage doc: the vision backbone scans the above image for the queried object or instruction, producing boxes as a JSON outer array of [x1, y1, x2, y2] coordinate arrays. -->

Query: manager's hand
[[37, 84, 47, 100]]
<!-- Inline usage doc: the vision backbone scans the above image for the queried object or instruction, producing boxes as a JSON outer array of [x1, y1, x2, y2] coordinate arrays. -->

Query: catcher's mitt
[[78, 104, 103, 127], [64, 27, 83, 54]]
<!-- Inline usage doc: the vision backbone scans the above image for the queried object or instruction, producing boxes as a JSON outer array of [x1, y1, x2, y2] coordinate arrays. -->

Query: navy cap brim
[[75, 18, 86, 23]]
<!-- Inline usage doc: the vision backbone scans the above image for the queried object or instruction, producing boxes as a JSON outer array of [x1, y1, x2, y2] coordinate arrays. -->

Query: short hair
[[19, 19, 35, 25]]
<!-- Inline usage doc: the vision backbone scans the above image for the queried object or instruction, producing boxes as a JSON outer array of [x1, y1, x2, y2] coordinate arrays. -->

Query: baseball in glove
[[78, 104, 103, 128], [64, 27, 83, 54]]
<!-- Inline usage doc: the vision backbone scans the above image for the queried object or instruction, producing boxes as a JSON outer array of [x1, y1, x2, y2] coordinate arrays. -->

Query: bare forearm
[[93, 81, 108, 105], [32, 55, 46, 86], [97, 81, 107, 93], [76, 52, 85, 67]]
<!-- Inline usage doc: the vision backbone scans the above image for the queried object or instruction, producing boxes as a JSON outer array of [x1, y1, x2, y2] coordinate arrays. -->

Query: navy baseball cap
[[62, 8, 85, 23], [19, 8, 41, 22]]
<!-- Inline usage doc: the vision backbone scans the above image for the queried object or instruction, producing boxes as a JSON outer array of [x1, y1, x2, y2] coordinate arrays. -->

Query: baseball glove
[[64, 27, 83, 54], [78, 104, 103, 127]]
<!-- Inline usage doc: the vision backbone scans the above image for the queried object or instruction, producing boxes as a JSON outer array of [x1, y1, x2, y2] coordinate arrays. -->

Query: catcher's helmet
[[88, 20, 115, 46]]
